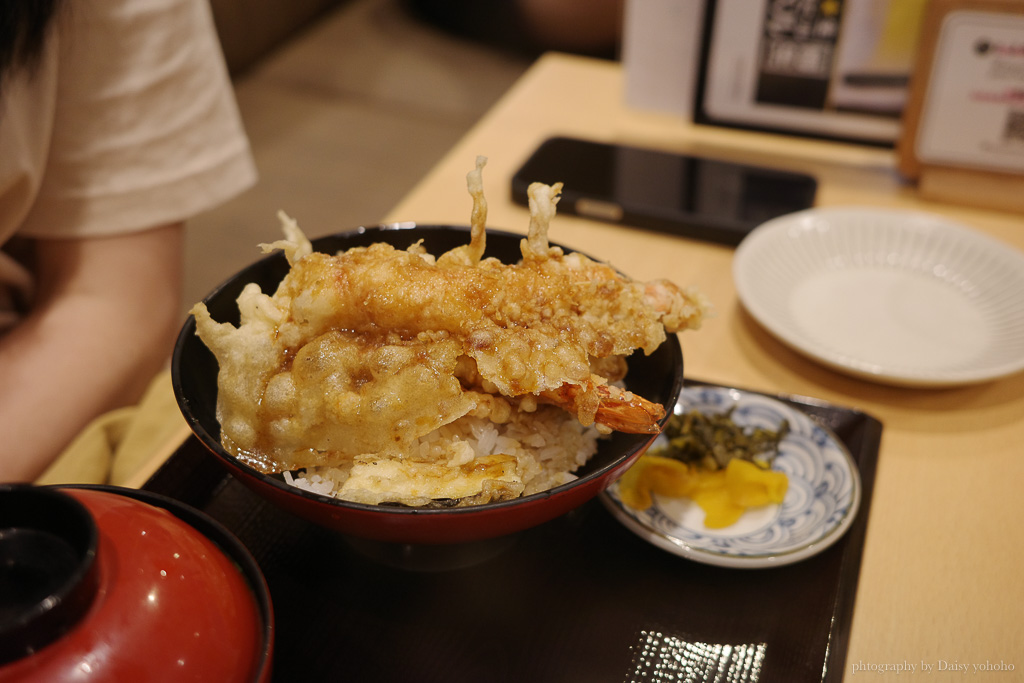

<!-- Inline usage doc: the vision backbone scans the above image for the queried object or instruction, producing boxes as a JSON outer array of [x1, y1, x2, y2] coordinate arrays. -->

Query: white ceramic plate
[[602, 386, 861, 569], [733, 207, 1024, 387]]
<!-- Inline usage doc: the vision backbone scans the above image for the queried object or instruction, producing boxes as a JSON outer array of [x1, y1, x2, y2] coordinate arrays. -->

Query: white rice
[[282, 405, 601, 505]]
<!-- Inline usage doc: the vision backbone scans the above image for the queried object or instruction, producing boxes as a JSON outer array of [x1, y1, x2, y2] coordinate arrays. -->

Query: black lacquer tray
[[143, 383, 882, 683]]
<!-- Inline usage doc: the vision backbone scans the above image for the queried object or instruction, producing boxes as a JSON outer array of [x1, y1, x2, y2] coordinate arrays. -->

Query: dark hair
[[0, 1, 65, 92]]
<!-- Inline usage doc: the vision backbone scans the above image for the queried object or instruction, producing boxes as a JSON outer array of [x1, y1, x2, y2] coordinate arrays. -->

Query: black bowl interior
[[0, 485, 99, 664], [172, 224, 683, 510]]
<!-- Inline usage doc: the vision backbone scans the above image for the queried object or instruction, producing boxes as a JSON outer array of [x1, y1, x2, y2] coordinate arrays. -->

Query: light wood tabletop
[[384, 53, 1024, 680]]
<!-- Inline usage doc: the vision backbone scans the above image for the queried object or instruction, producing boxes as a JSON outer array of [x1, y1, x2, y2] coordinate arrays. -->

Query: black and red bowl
[[171, 224, 683, 545], [0, 484, 273, 682]]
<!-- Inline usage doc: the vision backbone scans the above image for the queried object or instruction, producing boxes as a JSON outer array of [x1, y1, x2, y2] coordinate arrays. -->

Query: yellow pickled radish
[[617, 465, 654, 510], [619, 453, 789, 529], [691, 468, 726, 491], [644, 455, 697, 498], [618, 454, 696, 511], [724, 458, 788, 507], [690, 485, 745, 528]]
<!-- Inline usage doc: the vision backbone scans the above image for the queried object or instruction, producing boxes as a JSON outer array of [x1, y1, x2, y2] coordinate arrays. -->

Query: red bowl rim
[[171, 223, 684, 523]]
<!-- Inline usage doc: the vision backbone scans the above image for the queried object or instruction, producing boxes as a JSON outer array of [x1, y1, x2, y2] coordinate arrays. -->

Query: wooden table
[[384, 53, 1024, 680]]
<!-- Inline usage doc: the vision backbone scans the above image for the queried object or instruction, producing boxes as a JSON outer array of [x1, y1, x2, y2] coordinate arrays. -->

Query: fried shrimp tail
[[539, 381, 667, 435]]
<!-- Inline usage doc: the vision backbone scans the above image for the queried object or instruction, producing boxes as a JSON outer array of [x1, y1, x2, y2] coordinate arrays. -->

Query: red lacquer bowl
[[171, 224, 684, 545], [0, 485, 273, 682]]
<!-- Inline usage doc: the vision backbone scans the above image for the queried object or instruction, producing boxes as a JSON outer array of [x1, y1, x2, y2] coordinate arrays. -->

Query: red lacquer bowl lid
[[0, 484, 273, 682]]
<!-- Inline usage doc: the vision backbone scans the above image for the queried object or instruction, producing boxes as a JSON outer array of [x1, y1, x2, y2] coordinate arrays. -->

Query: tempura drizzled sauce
[[191, 156, 709, 506]]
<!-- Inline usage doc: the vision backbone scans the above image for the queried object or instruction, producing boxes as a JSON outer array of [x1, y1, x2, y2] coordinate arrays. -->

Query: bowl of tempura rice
[[171, 164, 705, 545], [174, 222, 695, 544]]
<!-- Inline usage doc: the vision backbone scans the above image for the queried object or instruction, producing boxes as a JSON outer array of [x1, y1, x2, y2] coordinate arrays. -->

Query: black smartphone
[[511, 137, 818, 246]]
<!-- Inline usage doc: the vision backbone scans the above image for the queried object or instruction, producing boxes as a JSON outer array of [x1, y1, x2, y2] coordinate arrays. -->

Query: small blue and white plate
[[601, 386, 861, 569]]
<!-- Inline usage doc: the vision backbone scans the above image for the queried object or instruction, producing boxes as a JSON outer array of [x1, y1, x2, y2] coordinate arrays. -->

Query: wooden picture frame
[[692, 0, 926, 146], [897, 0, 1024, 213]]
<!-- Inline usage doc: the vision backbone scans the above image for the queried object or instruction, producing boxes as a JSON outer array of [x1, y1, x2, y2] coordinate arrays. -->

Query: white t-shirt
[[0, 0, 257, 329]]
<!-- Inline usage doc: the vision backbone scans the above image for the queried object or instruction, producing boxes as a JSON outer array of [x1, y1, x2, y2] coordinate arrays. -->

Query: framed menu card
[[897, 0, 1024, 212], [623, 0, 930, 146], [695, 0, 926, 145]]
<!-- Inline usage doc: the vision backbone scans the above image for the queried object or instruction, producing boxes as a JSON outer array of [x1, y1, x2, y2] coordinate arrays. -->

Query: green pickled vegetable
[[649, 407, 789, 471]]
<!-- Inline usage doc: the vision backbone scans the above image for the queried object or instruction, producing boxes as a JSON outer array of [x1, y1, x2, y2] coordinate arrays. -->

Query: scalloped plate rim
[[732, 206, 1024, 387], [600, 386, 862, 569]]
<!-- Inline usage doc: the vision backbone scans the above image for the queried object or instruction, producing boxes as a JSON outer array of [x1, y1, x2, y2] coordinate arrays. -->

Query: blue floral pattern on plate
[[602, 386, 862, 568]]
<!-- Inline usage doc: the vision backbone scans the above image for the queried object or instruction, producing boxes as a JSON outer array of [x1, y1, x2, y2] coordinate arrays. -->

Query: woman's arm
[[0, 222, 184, 482]]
